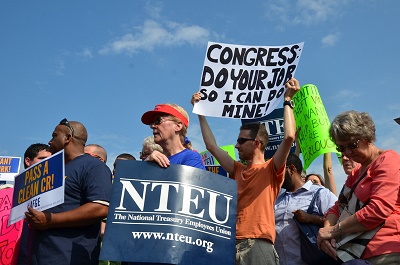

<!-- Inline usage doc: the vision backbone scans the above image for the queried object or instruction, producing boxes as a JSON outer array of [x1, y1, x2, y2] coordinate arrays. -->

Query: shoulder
[[170, 149, 205, 169], [376, 150, 400, 165], [366, 150, 400, 178], [173, 149, 203, 161], [67, 154, 111, 174], [313, 185, 337, 203], [183, 149, 201, 158]]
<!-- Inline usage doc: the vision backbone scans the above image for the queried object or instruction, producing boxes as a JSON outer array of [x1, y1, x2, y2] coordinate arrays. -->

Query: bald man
[[85, 143, 108, 163], [21, 118, 112, 265]]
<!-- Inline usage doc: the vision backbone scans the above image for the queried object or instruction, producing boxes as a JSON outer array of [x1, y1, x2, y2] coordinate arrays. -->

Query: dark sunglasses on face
[[336, 139, 360, 153], [150, 117, 171, 126], [237, 138, 255, 145], [59, 118, 74, 136]]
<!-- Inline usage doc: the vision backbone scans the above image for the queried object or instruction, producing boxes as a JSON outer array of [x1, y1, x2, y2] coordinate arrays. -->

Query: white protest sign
[[8, 150, 65, 225], [193, 41, 304, 119]]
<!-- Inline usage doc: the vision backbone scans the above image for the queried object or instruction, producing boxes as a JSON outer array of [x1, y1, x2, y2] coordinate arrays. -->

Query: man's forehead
[[37, 149, 50, 154], [53, 124, 64, 133]]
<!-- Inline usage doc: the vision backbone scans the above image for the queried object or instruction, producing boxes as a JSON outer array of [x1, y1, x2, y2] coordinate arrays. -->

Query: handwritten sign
[[100, 161, 237, 264], [0, 157, 21, 182], [200, 145, 236, 177], [8, 151, 65, 225], [0, 187, 23, 265], [193, 41, 304, 119], [292, 84, 338, 169]]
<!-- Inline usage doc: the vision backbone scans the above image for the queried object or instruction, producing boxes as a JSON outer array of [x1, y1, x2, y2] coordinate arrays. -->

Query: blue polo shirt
[[29, 154, 112, 265]]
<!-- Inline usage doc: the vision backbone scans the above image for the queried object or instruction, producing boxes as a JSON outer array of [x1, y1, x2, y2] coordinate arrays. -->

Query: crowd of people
[[2, 77, 399, 265]]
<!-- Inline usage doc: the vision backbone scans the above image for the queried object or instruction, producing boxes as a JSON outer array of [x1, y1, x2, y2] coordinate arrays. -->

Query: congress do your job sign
[[193, 41, 304, 119]]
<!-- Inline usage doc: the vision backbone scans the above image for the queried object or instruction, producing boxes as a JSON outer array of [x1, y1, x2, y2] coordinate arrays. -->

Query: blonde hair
[[165, 103, 192, 150]]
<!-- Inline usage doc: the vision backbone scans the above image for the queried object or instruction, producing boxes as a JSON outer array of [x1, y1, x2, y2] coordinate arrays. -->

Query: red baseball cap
[[141, 104, 189, 127]]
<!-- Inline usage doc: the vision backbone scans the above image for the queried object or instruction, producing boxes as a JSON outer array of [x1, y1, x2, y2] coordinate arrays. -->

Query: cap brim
[[141, 110, 161, 125]]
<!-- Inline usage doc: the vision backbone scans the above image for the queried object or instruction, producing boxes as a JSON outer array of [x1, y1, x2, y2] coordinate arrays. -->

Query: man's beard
[[281, 172, 294, 191]]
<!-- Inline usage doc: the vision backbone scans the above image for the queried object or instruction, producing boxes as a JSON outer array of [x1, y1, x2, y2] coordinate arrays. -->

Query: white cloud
[[81, 48, 93, 58], [321, 33, 340, 47], [99, 19, 210, 55], [266, 0, 348, 25]]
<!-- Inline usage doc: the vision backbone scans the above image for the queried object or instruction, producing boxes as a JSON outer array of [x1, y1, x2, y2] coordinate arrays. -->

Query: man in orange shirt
[[191, 78, 300, 265]]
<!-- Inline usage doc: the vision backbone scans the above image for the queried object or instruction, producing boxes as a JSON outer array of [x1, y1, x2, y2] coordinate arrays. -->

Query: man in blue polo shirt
[[20, 119, 112, 265]]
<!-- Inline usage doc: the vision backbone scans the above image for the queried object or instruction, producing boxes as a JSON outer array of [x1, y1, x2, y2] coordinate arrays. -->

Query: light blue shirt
[[274, 181, 337, 265]]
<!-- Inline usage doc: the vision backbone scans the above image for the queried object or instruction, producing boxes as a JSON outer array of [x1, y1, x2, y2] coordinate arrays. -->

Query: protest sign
[[193, 41, 304, 119], [100, 161, 237, 265], [292, 84, 338, 169], [200, 145, 236, 177], [242, 108, 296, 159], [0, 187, 23, 265], [8, 150, 65, 225], [0, 157, 21, 182]]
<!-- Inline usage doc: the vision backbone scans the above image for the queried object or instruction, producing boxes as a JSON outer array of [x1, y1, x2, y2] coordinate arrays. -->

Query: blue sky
[[1, 0, 399, 190]]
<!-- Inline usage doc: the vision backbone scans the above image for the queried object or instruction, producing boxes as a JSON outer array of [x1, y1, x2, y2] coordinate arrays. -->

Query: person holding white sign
[[192, 78, 300, 265], [20, 119, 113, 265]]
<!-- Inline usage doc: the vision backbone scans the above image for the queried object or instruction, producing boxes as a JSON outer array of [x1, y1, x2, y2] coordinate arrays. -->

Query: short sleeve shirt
[[30, 154, 112, 265]]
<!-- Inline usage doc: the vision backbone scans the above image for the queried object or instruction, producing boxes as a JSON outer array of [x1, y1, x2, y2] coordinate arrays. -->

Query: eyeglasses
[[237, 138, 255, 145], [150, 117, 172, 127], [140, 151, 151, 157], [59, 118, 74, 137], [336, 139, 360, 153]]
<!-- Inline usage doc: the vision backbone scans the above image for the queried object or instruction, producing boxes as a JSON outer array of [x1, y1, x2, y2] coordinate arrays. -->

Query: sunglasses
[[59, 118, 74, 137], [336, 139, 360, 153], [237, 137, 255, 145], [150, 117, 172, 126]]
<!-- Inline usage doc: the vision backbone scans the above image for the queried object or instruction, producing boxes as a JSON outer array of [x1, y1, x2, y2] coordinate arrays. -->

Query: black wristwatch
[[283, 100, 295, 109]]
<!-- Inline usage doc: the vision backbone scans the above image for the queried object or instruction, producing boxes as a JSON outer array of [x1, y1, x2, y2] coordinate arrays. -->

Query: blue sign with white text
[[100, 161, 237, 265]]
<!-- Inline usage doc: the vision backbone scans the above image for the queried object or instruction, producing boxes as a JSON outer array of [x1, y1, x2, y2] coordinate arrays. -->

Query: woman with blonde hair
[[141, 103, 204, 169]]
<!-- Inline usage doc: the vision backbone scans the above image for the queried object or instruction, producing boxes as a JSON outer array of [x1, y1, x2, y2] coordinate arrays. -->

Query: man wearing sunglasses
[[20, 119, 112, 265], [191, 78, 300, 265]]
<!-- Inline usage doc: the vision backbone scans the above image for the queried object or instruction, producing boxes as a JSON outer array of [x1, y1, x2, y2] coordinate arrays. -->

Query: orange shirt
[[233, 158, 284, 242]]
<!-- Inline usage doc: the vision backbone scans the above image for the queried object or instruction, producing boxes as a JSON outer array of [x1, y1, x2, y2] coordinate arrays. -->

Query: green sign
[[292, 84, 338, 169]]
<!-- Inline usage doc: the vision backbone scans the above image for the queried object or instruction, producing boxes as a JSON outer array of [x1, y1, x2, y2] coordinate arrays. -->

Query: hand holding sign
[[193, 41, 304, 119], [191, 91, 202, 106], [284, 78, 301, 99], [24, 207, 52, 230], [144, 150, 170, 168]]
